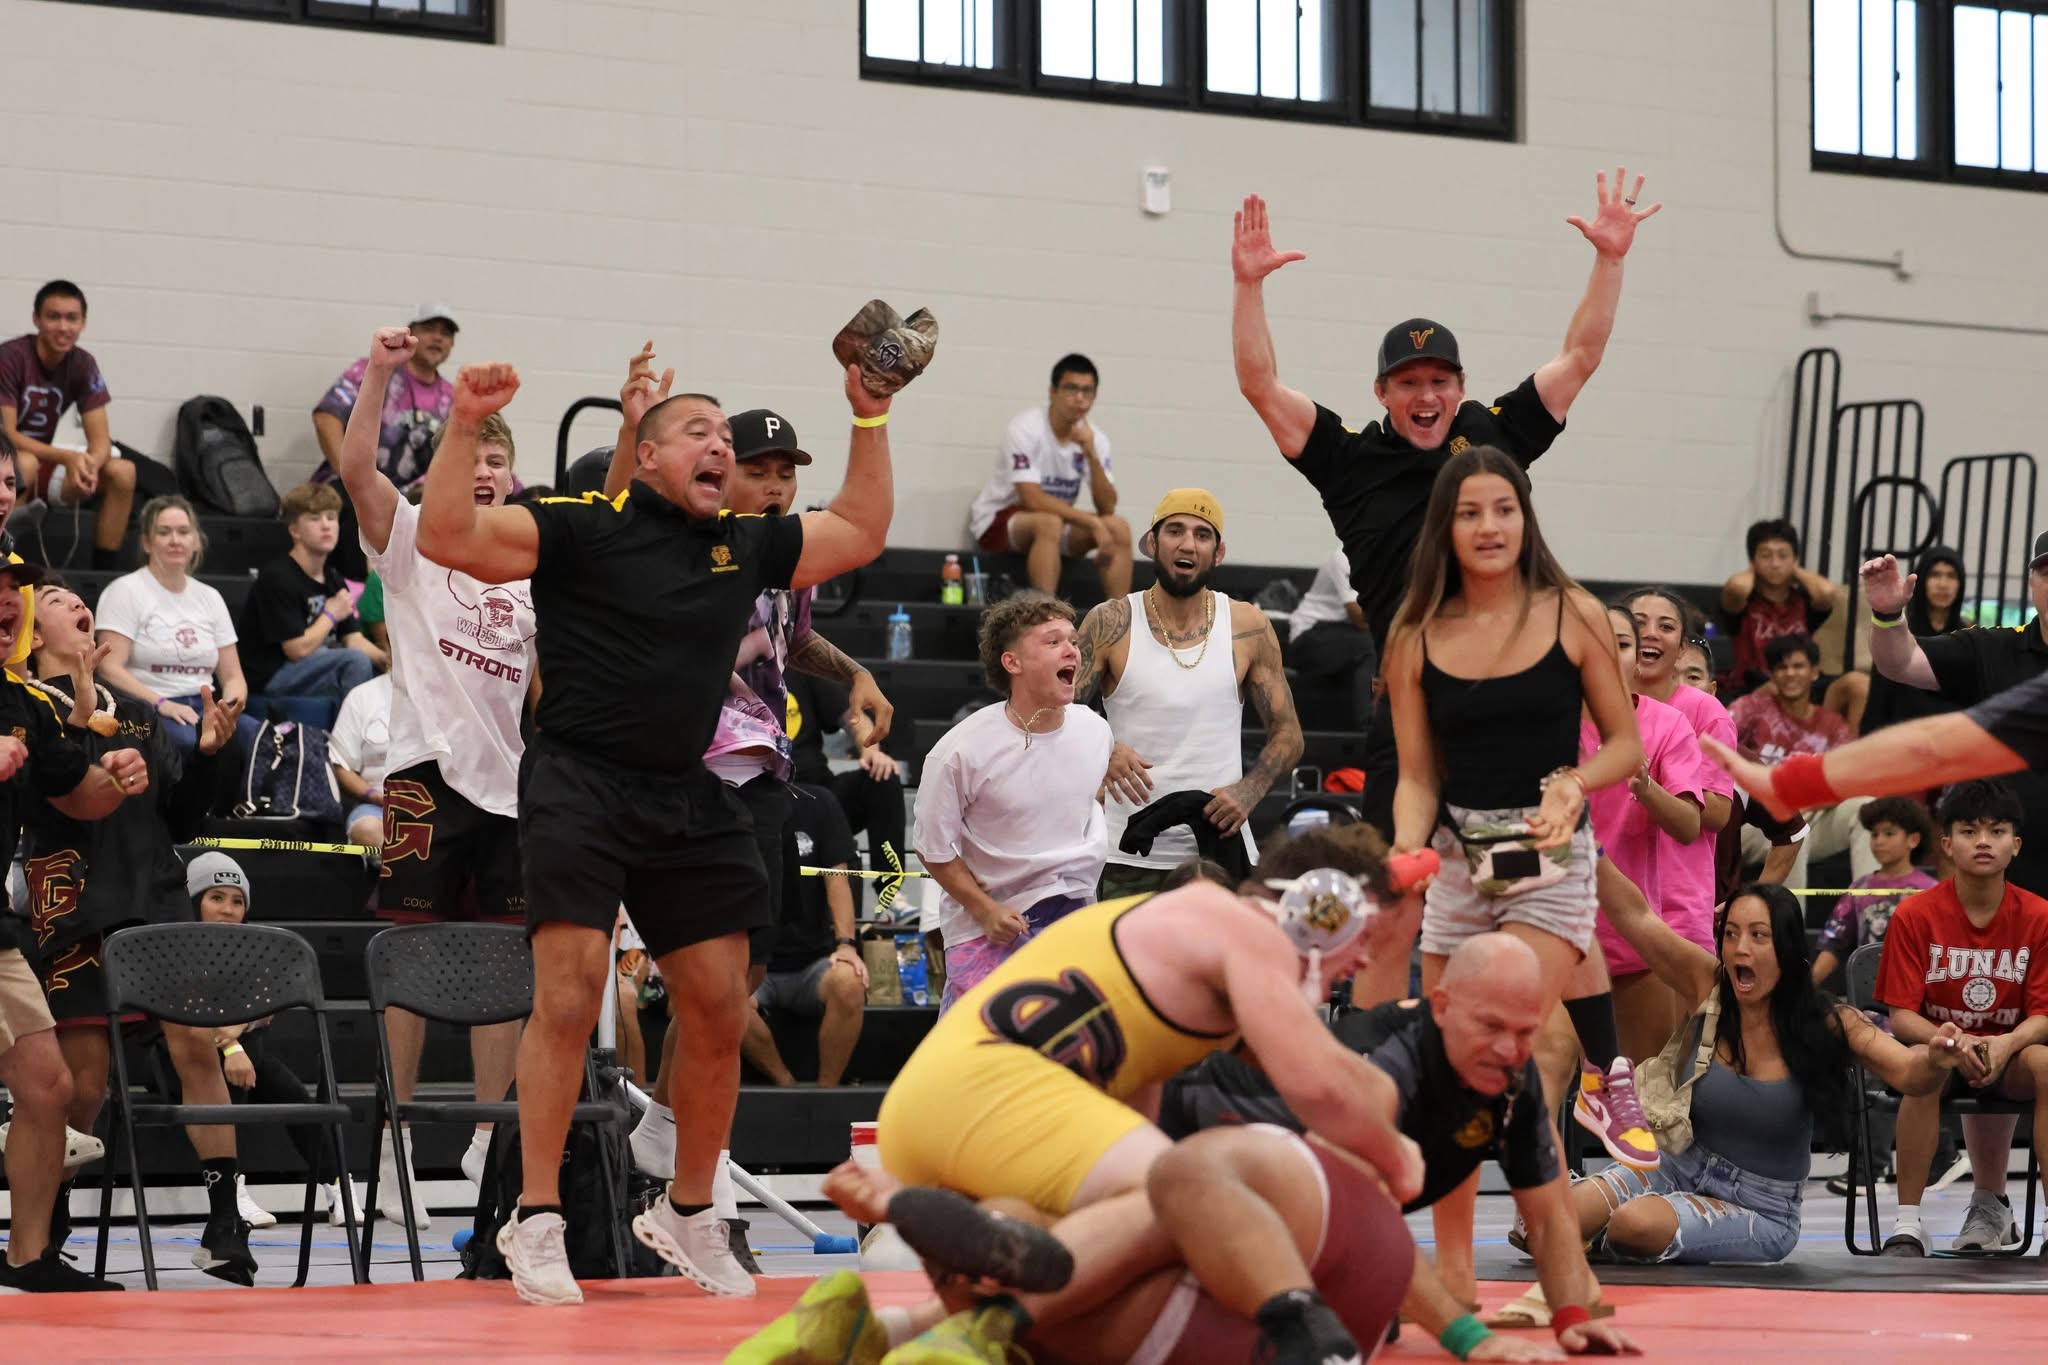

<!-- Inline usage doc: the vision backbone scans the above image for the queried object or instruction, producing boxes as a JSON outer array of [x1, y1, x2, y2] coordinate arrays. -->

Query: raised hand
[[66, 642, 111, 727], [452, 362, 520, 422], [1232, 194, 1307, 284], [620, 340, 674, 428], [1860, 553, 1914, 617], [368, 326, 418, 374], [195, 684, 247, 757], [1566, 166, 1662, 259], [844, 362, 890, 421]]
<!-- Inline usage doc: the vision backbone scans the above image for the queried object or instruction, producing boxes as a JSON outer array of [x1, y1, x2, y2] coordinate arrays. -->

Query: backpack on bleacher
[[235, 719, 344, 825], [174, 395, 281, 518]]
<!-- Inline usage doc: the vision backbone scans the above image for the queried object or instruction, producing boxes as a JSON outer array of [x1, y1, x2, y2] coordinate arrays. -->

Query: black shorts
[[519, 741, 770, 960], [1968, 669, 2048, 771], [735, 774, 796, 968], [378, 760, 525, 923], [34, 933, 146, 1029]]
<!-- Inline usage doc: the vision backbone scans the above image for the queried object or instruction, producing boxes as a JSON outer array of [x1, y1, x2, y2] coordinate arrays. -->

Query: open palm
[[1233, 194, 1307, 283], [1567, 166, 1662, 259]]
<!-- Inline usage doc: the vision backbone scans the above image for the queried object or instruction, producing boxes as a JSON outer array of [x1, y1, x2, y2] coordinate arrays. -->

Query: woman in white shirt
[[95, 495, 257, 755]]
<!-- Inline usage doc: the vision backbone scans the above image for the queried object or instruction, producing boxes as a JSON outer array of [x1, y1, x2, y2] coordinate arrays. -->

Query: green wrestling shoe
[[879, 1301, 1029, 1364], [728, 1271, 889, 1365]]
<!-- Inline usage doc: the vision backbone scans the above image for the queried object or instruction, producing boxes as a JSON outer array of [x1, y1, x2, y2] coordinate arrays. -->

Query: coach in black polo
[[417, 358, 896, 1306], [1227, 175, 1661, 906]]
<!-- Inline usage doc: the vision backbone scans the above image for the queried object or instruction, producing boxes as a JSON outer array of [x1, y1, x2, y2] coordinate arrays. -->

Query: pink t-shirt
[[1584, 693, 1711, 976], [1658, 683, 1741, 916]]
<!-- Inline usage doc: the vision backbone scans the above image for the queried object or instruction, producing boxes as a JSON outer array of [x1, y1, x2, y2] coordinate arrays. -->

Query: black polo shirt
[[0, 677, 93, 948], [1156, 998, 1557, 1212], [524, 483, 804, 773], [1290, 376, 1564, 648], [1922, 620, 2048, 895]]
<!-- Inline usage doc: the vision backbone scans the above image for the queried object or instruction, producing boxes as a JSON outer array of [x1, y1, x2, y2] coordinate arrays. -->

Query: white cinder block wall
[[3, 0, 2045, 584]]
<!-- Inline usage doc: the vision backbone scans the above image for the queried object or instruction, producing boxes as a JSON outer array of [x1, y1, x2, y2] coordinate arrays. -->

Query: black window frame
[[48, 0, 495, 43], [858, 0, 1519, 142], [1811, 0, 2048, 191]]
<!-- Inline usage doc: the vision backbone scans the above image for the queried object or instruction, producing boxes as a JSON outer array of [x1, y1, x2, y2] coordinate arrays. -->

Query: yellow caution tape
[[187, 836, 371, 856]]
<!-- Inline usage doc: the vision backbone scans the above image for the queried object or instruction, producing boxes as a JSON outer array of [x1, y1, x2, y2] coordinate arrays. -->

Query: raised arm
[[790, 365, 894, 591], [1703, 710, 2023, 824], [1532, 167, 1661, 424], [1206, 604, 1303, 837], [338, 328, 410, 555], [1230, 194, 1316, 458], [1861, 553, 1941, 689], [606, 340, 671, 500], [416, 364, 540, 584]]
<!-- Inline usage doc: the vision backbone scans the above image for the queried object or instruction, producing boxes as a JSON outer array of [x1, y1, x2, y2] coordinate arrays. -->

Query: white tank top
[[1102, 590, 1256, 870]]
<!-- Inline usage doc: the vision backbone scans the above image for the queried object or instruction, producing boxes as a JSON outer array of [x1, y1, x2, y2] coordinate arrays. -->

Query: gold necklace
[[1147, 586, 1213, 670], [1005, 701, 1058, 749]]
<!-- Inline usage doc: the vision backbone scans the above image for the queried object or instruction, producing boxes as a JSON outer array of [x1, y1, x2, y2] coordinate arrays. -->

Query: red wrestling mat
[[3, 1274, 2043, 1362]]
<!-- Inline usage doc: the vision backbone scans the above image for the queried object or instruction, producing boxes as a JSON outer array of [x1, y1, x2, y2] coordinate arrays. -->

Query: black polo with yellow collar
[[525, 481, 804, 773]]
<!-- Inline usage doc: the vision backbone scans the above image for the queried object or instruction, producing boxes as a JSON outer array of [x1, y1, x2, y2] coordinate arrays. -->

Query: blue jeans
[[1584, 1140, 1804, 1264], [261, 647, 376, 701], [156, 692, 264, 759]]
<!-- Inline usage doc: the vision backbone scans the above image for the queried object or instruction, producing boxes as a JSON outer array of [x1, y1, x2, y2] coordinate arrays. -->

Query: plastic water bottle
[[940, 553, 964, 606], [886, 605, 913, 661]]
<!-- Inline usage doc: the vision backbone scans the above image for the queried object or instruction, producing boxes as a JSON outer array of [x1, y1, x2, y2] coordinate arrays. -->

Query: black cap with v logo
[[1375, 318, 1462, 380]]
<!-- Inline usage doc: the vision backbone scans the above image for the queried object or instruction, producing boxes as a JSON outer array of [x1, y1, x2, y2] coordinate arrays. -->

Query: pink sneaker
[[1573, 1058, 1659, 1171]]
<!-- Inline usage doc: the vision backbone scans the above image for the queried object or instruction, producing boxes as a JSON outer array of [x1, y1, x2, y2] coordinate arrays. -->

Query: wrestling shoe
[[882, 1300, 1026, 1364], [1953, 1191, 2020, 1252], [0, 1121, 105, 1172], [632, 1200, 756, 1297], [234, 1174, 277, 1230], [888, 1186, 1073, 1293], [496, 1208, 583, 1306], [727, 1270, 889, 1365], [1573, 1058, 1659, 1171], [1253, 1290, 1362, 1365], [192, 1214, 257, 1286]]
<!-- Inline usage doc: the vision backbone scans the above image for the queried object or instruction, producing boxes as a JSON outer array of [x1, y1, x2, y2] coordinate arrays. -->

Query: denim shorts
[[1582, 1140, 1804, 1264], [1419, 806, 1599, 957]]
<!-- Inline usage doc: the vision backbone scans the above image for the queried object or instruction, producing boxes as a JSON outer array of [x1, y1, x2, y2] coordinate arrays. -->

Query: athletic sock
[[670, 1199, 711, 1219], [1564, 992, 1619, 1073], [711, 1148, 739, 1220], [633, 1099, 675, 1139], [519, 1203, 564, 1223], [1893, 1204, 1923, 1235], [201, 1158, 239, 1221]]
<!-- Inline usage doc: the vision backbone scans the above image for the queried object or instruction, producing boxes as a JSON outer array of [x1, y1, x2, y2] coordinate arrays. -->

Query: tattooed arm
[[790, 627, 896, 746], [1077, 597, 1155, 805], [1206, 603, 1304, 836]]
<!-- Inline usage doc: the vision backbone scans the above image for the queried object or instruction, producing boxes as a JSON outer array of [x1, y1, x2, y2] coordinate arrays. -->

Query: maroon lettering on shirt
[[1729, 689, 1855, 764], [0, 335, 110, 443], [438, 637, 524, 685]]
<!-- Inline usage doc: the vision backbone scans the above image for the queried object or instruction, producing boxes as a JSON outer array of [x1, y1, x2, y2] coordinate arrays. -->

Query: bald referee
[[418, 357, 899, 1308]]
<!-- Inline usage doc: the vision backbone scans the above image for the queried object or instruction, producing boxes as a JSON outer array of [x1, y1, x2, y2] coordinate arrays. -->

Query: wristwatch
[[834, 936, 860, 951]]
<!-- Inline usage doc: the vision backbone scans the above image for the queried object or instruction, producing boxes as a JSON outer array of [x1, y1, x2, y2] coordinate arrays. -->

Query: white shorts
[[1419, 807, 1599, 957]]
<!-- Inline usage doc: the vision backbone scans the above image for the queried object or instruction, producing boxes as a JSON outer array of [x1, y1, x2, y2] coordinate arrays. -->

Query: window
[[1813, 1, 2048, 189], [859, 0, 1517, 140], [54, 0, 491, 40]]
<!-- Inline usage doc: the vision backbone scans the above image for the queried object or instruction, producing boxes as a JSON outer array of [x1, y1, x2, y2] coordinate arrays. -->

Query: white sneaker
[[0, 1121, 105, 1172], [632, 1200, 756, 1297], [461, 1130, 492, 1188], [497, 1208, 583, 1306], [323, 1179, 364, 1228], [628, 1115, 676, 1181], [377, 1163, 433, 1230], [234, 1174, 277, 1229]]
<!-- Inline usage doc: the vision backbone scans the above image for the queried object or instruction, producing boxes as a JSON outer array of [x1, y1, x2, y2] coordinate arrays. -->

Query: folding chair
[[1842, 941, 2038, 1255], [98, 921, 364, 1289], [362, 922, 629, 1281]]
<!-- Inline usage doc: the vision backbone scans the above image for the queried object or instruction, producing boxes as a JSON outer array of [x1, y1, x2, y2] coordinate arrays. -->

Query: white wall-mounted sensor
[[1143, 166, 1171, 216]]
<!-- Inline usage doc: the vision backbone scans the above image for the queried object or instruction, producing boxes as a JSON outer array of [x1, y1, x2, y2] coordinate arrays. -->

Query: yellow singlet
[[876, 895, 1237, 1214]]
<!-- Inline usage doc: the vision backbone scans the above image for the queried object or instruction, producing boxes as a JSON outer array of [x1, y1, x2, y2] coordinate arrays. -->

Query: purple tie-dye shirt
[[311, 357, 453, 487], [705, 584, 815, 781]]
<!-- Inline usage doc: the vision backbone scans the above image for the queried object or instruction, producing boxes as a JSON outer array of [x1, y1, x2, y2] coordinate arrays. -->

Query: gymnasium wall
[[2, 0, 2045, 584]]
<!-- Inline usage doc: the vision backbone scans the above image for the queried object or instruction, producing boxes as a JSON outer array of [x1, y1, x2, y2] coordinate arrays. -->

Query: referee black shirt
[[0, 676, 93, 950], [1920, 619, 2048, 895], [524, 482, 804, 773], [1290, 376, 1564, 649], [1158, 998, 1559, 1213]]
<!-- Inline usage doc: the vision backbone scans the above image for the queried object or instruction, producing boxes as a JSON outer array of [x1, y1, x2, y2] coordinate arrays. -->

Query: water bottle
[[940, 553, 964, 606], [886, 604, 913, 661]]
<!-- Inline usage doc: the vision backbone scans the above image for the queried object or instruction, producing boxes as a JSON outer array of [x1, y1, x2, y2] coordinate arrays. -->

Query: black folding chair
[[1842, 942, 2038, 1255], [362, 923, 629, 1281], [98, 922, 364, 1289]]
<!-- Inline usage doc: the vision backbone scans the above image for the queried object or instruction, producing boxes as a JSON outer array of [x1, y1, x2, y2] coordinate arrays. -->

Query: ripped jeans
[[1582, 1140, 1804, 1264]]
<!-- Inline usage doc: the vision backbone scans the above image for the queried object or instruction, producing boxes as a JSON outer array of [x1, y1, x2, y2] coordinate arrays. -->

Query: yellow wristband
[[851, 413, 889, 428], [1871, 612, 1906, 629], [221, 1043, 244, 1058]]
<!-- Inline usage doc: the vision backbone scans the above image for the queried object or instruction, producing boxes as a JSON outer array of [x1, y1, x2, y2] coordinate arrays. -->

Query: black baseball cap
[[0, 557, 48, 585], [2031, 532, 2048, 570], [728, 409, 812, 466], [1375, 318, 1463, 380]]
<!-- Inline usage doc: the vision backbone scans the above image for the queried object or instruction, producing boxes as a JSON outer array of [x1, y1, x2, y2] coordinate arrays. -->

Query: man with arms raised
[[416, 346, 904, 1307], [1078, 489, 1303, 898]]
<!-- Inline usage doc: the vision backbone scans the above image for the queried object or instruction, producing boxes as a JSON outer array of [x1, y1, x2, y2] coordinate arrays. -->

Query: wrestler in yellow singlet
[[877, 894, 1238, 1215]]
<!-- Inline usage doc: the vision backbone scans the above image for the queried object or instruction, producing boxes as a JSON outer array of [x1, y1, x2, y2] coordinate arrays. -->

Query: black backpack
[[461, 1064, 665, 1282], [174, 396, 280, 518]]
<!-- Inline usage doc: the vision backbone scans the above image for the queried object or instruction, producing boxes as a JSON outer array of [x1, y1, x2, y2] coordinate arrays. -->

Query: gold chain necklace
[[1005, 701, 1058, 749], [1147, 586, 1214, 670]]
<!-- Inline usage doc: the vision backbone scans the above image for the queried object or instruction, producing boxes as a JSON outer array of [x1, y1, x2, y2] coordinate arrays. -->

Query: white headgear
[[1261, 866, 1378, 1004]]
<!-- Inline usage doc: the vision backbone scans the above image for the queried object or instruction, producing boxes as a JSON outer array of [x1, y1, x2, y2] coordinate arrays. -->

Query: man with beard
[[1076, 490, 1302, 899]]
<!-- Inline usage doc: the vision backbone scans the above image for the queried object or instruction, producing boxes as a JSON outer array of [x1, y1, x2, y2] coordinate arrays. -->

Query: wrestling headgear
[[1262, 866, 1378, 1005]]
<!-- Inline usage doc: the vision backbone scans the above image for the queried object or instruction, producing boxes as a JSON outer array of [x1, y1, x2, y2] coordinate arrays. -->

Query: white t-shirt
[[967, 407, 1114, 541], [366, 498, 536, 817], [1287, 546, 1358, 641], [329, 673, 393, 788], [912, 701, 1112, 949], [92, 568, 240, 699]]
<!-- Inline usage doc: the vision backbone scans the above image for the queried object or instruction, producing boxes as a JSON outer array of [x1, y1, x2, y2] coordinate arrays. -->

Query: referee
[[1861, 545, 2048, 894], [417, 358, 899, 1308]]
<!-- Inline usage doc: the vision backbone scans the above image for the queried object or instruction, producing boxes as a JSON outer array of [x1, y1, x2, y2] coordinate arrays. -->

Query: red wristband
[[1551, 1304, 1593, 1340], [1770, 753, 1841, 811]]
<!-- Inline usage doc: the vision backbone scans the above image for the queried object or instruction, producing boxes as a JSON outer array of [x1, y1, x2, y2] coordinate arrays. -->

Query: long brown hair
[[1387, 445, 1577, 654]]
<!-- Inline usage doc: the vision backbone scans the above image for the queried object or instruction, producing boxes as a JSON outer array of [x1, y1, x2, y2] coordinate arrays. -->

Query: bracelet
[[152, 697, 167, 713], [220, 1043, 245, 1058], [1542, 766, 1588, 800], [321, 609, 339, 627], [1437, 1313, 1492, 1360], [1771, 752, 1841, 811], [1871, 612, 1906, 629], [1870, 604, 1903, 624], [1551, 1304, 1593, 1340], [851, 413, 890, 428]]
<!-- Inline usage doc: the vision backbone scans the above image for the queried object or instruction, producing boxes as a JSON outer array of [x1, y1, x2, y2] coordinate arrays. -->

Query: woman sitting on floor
[[1572, 875, 1967, 1263]]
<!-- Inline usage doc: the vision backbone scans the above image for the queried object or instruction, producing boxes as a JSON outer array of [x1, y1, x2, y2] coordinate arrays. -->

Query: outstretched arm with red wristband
[[1701, 709, 2024, 824]]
